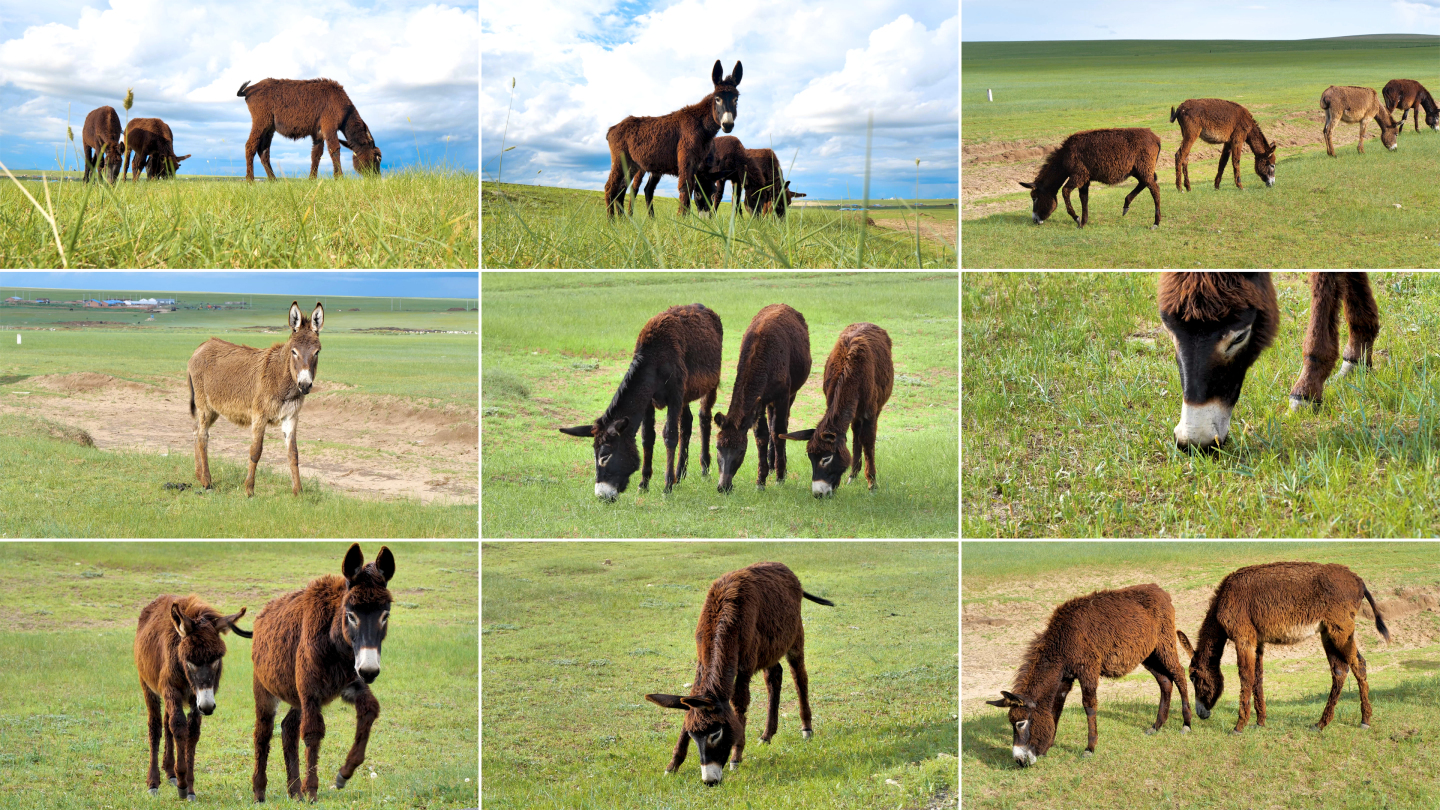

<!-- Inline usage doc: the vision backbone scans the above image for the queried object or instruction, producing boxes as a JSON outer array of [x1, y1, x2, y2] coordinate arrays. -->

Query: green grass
[[0, 542, 477, 809], [482, 541, 958, 810], [962, 271, 1440, 537], [482, 182, 957, 268], [482, 272, 958, 538], [0, 169, 477, 268]]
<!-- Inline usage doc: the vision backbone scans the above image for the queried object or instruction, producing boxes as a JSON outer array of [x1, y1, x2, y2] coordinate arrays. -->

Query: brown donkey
[[1020, 128, 1161, 228], [1179, 561, 1389, 733], [251, 544, 395, 803], [1170, 98, 1277, 191], [81, 106, 124, 184], [713, 304, 812, 493], [1382, 79, 1439, 133], [646, 561, 833, 786], [188, 301, 323, 496], [987, 584, 1192, 767], [238, 78, 382, 180], [135, 595, 251, 800], [123, 118, 190, 181], [1321, 85, 1399, 156]]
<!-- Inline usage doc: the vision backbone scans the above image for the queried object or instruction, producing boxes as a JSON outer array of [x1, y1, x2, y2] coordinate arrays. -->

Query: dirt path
[[867, 214, 958, 249], [2, 372, 477, 504]]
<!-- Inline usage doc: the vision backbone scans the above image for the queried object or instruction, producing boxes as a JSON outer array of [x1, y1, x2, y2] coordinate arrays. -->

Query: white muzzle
[[1013, 745, 1037, 767], [195, 689, 215, 714], [595, 482, 617, 500], [1174, 401, 1233, 447], [812, 480, 833, 497], [701, 763, 724, 785], [355, 646, 380, 677]]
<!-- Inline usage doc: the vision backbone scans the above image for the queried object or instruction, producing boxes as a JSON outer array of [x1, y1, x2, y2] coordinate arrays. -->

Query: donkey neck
[[1013, 652, 1066, 703], [722, 341, 778, 431], [602, 352, 661, 427], [1193, 608, 1228, 666], [815, 364, 863, 440], [1244, 125, 1269, 154], [677, 94, 723, 141], [694, 604, 743, 700]]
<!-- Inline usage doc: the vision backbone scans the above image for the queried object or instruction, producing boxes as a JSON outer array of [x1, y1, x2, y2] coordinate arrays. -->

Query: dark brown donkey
[[135, 595, 252, 800], [714, 304, 811, 493], [1020, 128, 1161, 228], [560, 303, 722, 499], [251, 544, 395, 803], [122, 118, 190, 181], [1159, 272, 1378, 450], [82, 106, 124, 184], [739, 148, 794, 217], [987, 584, 1192, 768], [1382, 79, 1439, 133], [1178, 561, 1389, 733], [692, 135, 748, 214], [604, 59, 742, 217], [1170, 98, 1277, 190], [238, 78, 382, 180], [646, 561, 833, 786], [779, 323, 893, 497]]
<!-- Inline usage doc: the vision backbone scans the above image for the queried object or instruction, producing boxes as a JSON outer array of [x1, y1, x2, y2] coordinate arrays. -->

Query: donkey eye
[[820, 455, 834, 466], [707, 729, 722, 745], [598, 454, 612, 467], [346, 611, 358, 626], [1016, 720, 1029, 730]]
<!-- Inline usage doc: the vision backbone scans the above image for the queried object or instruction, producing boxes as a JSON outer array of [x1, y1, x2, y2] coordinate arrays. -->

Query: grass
[[482, 272, 958, 538], [0, 168, 477, 268], [962, 271, 1440, 537], [481, 541, 958, 810], [0, 542, 478, 809]]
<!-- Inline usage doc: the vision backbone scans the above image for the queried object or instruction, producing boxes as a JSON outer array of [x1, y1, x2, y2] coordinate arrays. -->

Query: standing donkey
[[251, 544, 395, 803], [713, 304, 811, 492], [188, 301, 323, 496]]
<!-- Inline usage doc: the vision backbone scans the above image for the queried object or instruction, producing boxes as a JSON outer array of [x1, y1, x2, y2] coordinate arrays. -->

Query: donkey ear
[[778, 429, 814, 442], [646, 693, 689, 710], [1019, 181, 1035, 189], [608, 416, 630, 435], [289, 301, 303, 331], [171, 603, 193, 638], [311, 303, 324, 332], [679, 695, 717, 711], [338, 138, 352, 150], [342, 543, 365, 583], [175, 154, 191, 163], [1176, 629, 1195, 657], [712, 60, 723, 84], [219, 607, 252, 638], [731, 61, 742, 86], [713, 411, 727, 429], [375, 546, 396, 584], [559, 424, 597, 437], [820, 431, 837, 444]]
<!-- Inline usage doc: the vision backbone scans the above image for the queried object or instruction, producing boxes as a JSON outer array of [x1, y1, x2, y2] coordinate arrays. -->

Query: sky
[[0, 0, 479, 175], [481, 0, 958, 201], [0, 272, 478, 299], [962, 0, 1440, 40]]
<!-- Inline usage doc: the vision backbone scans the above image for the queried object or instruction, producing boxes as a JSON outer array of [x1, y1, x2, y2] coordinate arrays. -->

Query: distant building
[[158, 298, 176, 305]]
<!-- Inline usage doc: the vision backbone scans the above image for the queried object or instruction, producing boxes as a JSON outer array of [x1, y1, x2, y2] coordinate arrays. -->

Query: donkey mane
[[604, 351, 647, 422], [1157, 272, 1274, 323]]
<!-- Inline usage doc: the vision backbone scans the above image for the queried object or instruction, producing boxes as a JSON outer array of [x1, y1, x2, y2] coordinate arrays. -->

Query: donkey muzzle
[[355, 646, 381, 683]]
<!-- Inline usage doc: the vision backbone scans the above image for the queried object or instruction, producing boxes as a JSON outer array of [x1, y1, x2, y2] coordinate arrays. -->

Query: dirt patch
[[867, 215, 957, 249]]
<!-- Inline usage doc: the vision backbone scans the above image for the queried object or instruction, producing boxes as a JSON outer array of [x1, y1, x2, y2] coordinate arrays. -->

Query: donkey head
[[1425, 105, 1439, 131], [1378, 111, 1400, 151], [709, 59, 742, 134], [100, 143, 123, 183], [171, 602, 251, 716], [645, 692, 741, 785], [146, 151, 191, 179], [340, 543, 395, 684], [778, 428, 849, 497], [986, 690, 1052, 767], [712, 410, 754, 493], [339, 124, 383, 177], [1178, 629, 1220, 720], [1253, 140, 1277, 187], [558, 415, 639, 500], [285, 302, 324, 395]]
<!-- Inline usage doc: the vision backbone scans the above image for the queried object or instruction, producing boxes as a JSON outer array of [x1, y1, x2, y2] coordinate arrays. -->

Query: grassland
[[0, 542, 478, 809], [482, 272, 958, 538], [962, 271, 1440, 537], [482, 541, 958, 810], [963, 541, 1440, 810]]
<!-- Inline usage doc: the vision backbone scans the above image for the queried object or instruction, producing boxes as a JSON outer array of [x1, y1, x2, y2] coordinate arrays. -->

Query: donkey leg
[[299, 702, 326, 801], [664, 727, 690, 774], [193, 410, 211, 489], [327, 132, 345, 178], [1357, 120, 1367, 153], [1290, 272, 1343, 409], [753, 403, 772, 489], [638, 405, 655, 491], [849, 423, 864, 482], [1317, 629, 1349, 730], [335, 683, 381, 788], [1078, 182, 1091, 228], [860, 418, 880, 490], [1141, 659, 1172, 733], [1253, 642, 1267, 726], [245, 421, 266, 497], [663, 394, 682, 493], [627, 171, 644, 216], [185, 704, 201, 800], [280, 707, 302, 799], [1232, 641, 1257, 733], [1078, 674, 1101, 753], [773, 397, 791, 482], [643, 173, 661, 217], [1354, 649, 1373, 728], [604, 162, 626, 218], [251, 687, 278, 803], [730, 671, 754, 767], [676, 403, 693, 482], [1154, 633, 1193, 729], [166, 697, 190, 799], [760, 663, 783, 743], [162, 705, 176, 785], [144, 687, 163, 795], [257, 130, 278, 180], [1212, 145, 1232, 189], [309, 135, 325, 180], [1052, 675, 1075, 733], [786, 637, 815, 738], [1338, 272, 1380, 375], [282, 415, 302, 496], [1175, 136, 1192, 191], [1061, 178, 1080, 224], [699, 387, 716, 476]]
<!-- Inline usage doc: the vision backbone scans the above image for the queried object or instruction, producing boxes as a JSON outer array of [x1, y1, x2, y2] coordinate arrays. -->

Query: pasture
[[962, 271, 1440, 538], [0, 542, 478, 809], [481, 272, 958, 538], [961, 36, 1440, 267], [481, 541, 958, 810], [962, 542, 1440, 810]]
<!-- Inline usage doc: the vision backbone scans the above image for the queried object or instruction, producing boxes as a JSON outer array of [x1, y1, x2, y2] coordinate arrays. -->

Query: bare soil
[[866, 214, 958, 249]]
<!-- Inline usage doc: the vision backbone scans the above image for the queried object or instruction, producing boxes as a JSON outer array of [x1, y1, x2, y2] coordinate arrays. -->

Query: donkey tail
[[1362, 582, 1390, 643], [802, 591, 835, 607], [237, 80, 252, 98], [1169, 105, 1178, 123], [188, 373, 196, 419]]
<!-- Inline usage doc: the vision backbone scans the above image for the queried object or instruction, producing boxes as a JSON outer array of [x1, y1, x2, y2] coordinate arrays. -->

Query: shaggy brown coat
[[1321, 85, 1399, 156], [987, 584, 1192, 767], [134, 594, 251, 799], [740, 147, 793, 216], [603, 60, 742, 218], [713, 304, 811, 492], [645, 561, 834, 785], [123, 118, 190, 181], [1169, 98, 1277, 191], [1020, 128, 1161, 228], [761, 181, 805, 214], [82, 106, 124, 184], [237, 78, 382, 181], [1179, 561, 1389, 733], [188, 301, 323, 496], [1382, 79, 1440, 132], [250, 544, 395, 803], [559, 303, 722, 498], [691, 135, 748, 214]]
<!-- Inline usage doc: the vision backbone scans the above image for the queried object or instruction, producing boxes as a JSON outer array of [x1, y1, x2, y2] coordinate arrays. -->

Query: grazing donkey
[[123, 118, 190, 181], [559, 303, 722, 499], [1321, 85, 1399, 156], [739, 148, 795, 217], [188, 301, 324, 496], [713, 304, 811, 492], [1020, 128, 1161, 228], [238, 78, 382, 181], [604, 59, 742, 218], [135, 595, 252, 800], [1158, 272, 1378, 449], [251, 544, 395, 803], [1179, 561, 1389, 733], [987, 584, 1192, 767], [81, 106, 124, 184], [646, 561, 833, 786], [779, 323, 893, 496], [1382, 79, 1439, 133], [1170, 98, 1277, 190], [692, 135, 748, 215]]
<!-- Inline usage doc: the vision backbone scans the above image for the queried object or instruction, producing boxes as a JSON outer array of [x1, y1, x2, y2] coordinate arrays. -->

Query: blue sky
[[482, 0, 958, 201], [0, 272, 478, 299], [0, 0, 478, 175]]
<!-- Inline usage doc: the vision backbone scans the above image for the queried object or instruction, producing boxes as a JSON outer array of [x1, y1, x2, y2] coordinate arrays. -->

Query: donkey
[[713, 304, 811, 492], [604, 59, 742, 218], [135, 594, 252, 800], [122, 118, 190, 181], [559, 303, 722, 499], [740, 148, 794, 217], [238, 78, 382, 181], [1169, 98, 1277, 191], [1019, 128, 1161, 228], [987, 584, 1192, 767], [692, 135, 748, 215], [188, 301, 324, 496], [1178, 561, 1389, 733], [646, 561, 833, 786], [1321, 85, 1399, 156], [1158, 272, 1378, 450], [81, 106, 124, 184], [762, 181, 806, 215], [1382, 79, 1440, 133], [779, 323, 893, 497], [251, 544, 395, 803]]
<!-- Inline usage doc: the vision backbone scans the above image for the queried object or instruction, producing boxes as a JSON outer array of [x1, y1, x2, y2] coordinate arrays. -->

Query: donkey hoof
[[169, 778, 178, 787], [1081, 750, 1093, 758], [1144, 727, 1157, 736], [1181, 725, 1190, 734], [802, 728, 813, 740], [187, 794, 196, 802], [1230, 728, 1243, 735], [335, 772, 348, 789], [149, 788, 158, 797], [1361, 723, 1371, 730]]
